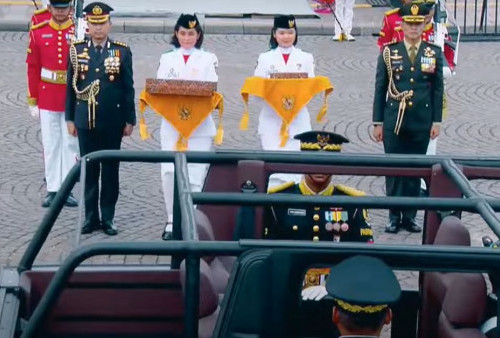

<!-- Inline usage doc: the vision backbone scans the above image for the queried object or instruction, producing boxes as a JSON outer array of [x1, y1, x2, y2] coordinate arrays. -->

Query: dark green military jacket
[[263, 182, 374, 243], [372, 40, 444, 133], [65, 38, 136, 130]]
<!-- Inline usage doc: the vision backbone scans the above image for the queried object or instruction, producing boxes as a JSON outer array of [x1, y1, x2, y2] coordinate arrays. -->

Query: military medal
[[341, 223, 349, 232], [109, 75, 115, 81], [333, 223, 341, 232], [325, 222, 333, 231]]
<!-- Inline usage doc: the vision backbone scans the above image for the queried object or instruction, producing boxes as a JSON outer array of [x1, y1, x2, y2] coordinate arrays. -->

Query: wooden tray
[[145, 79, 217, 97]]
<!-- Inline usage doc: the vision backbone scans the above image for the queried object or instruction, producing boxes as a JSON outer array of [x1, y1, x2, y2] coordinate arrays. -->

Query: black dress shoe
[[64, 193, 78, 207], [81, 219, 100, 234], [41, 192, 56, 208], [385, 220, 401, 234], [402, 219, 422, 233], [102, 220, 118, 236]]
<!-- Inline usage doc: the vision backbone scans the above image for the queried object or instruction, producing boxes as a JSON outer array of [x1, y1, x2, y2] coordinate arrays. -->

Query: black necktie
[[96, 45, 102, 57]]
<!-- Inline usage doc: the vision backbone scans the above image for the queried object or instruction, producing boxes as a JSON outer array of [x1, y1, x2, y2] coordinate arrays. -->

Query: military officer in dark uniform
[[264, 131, 374, 244], [65, 2, 136, 236], [372, 3, 443, 234], [326, 255, 401, 337]]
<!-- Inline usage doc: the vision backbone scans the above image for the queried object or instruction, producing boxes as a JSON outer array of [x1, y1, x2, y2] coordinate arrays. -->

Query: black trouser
[[383, 129, 429, 222], [77, 127, 123, 223]]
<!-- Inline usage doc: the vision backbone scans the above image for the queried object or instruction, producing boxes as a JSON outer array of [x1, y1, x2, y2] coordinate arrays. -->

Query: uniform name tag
[[288, 208, 306, 216], [42, 34, 53, 38]]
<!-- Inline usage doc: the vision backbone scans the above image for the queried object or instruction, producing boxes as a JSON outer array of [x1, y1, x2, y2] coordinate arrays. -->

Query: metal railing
[[17, 150, 500, 273], [20, 240, 500, 337]]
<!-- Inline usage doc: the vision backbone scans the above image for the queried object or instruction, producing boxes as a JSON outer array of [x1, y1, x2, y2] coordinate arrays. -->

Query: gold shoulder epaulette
[[31, 21, 48, 31], [335, 184, 366, 197], [72, 39, 86, 45], [113, 40, 128, 47], [385, 8, 399, 16], [34, 7, 48, 15], [268, 181, 295, 194]]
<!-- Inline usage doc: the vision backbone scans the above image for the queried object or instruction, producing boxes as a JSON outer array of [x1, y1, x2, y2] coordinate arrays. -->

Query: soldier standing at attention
[[66, 2, 136, 236], [27, 0, 79, 208], [372, 3, 443, 234]]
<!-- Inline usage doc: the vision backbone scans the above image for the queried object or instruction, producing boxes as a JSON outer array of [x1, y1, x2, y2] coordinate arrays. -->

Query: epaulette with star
[[268, 181, 295, 194], [113, 40, 128, 48], [72, 39, 86, 45], [385, 8, 399, 16], [335, 184, 366, 197], [30, 21, 49, 31]]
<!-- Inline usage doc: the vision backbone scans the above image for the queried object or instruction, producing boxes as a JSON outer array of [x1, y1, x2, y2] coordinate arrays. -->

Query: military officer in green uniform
[[264, 131, 374, 244], [65, 2, 136, 236], [372, 2, 444, 234]]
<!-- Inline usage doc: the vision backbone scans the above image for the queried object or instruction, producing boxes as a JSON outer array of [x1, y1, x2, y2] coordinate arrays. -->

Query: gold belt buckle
[[56, 72, 67, 83]]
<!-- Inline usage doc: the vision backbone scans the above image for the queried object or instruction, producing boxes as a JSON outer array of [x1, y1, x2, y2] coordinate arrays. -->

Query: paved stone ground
[[1, 32, 500, 289]]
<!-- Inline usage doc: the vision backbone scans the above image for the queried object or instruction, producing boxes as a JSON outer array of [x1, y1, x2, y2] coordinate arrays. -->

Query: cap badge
[[317, 134, 330, 147], [92, 5, 103, 15], [411, 4, 419, 15], [288, 20, 295, 28], [179, 106, 192, 120], [188, 20, 197, 29], [282, 96, 295, 111]]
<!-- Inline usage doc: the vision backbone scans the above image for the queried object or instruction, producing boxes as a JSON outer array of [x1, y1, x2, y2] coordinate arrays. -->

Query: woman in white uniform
[[254, 15, 315, 188], [156, 14, 218, 240]]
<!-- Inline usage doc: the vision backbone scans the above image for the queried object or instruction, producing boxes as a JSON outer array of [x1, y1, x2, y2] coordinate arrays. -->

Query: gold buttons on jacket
[[314, 207, 320, 211], [293, 225, 298, 231], [58, 42, 62, 46], [313, 225, 320, 233], [95, 68, 100, 72], [58, 36, 62, 41], [58, 31, 62, 35], [408, 101, 413, 107], [410, 66, 415, 71], [313, 214, 320, 221], [313, 236, 319, 242], [410, 78, 414, 83], [58, 48, 62, 52]]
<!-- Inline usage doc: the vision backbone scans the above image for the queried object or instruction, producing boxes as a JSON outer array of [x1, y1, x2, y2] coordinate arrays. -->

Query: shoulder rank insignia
[[268, 181, 295, 194], [34, 7, 48, 15], [31, 21, 49, 31], [335, 184, 366, 197], [113, 40, 128, 48], [72, 39, 86, 45]]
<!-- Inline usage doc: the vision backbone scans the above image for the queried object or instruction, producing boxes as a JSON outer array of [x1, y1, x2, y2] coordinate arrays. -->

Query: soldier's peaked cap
[[399, 3, 429, 23], [176, 14, 201, 29], [326, 255, 401, 314], [294, 131, 349, 152], [49, 0, 71, 8], [274, 15, 297, 29], [83, 2, 114, 24]]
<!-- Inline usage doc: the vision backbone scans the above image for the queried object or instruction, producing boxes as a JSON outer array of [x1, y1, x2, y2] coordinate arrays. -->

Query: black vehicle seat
[[420, 216, 487, 338]]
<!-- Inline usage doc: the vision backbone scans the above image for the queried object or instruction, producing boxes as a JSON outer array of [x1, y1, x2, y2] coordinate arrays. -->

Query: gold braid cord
[[70, 44, 100, 129], [383, 46, 413, 135]]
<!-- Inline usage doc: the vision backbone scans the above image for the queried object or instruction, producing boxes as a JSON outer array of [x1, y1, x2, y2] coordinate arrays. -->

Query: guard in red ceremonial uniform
[[26, 0, 79, 208], [377, 0, 412, 50]]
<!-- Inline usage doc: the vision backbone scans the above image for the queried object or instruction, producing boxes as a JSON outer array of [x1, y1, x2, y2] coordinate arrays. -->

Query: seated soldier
[[264, 131, 373, 244], [326, 255, 401, 337]]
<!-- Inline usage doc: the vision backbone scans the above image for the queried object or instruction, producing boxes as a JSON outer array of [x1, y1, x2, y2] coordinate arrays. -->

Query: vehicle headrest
[[442, 273, 486, 326], [180, 259, 219, 318], [434, 216, 470, 246], [196, 209, 215, 241]]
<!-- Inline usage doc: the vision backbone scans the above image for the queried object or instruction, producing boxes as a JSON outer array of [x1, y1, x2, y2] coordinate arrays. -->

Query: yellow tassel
[[215, 126, 224, 145], [215, 97, 224, 145], [339, 33, 346, 42], [279, 122, 289, 148], [139, 116, 151, 140], [176, 135, 188, 152], [239, 109, 249, 130], [442, 93, 448, 119], [316, 91, 330, 124]]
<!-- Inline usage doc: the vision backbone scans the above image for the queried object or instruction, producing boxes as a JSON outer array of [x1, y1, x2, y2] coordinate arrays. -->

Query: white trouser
[[39, 109, 79, 192], [334, 0, 355, 35], [161, 123, 212, 228], [260, 133, 302, 189], [421, 137, 439, 190]]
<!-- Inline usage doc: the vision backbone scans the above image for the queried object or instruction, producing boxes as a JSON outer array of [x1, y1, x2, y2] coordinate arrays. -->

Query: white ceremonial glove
[[301, 285, 328, 301], [443, 66, 453, 79], [29, 105, 40, 118]]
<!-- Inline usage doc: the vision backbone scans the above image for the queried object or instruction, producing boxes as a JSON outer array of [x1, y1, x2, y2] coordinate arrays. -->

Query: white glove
[[29, 105, 40, 118], [301, 285, 328, 301], [443, 66, 453, 79]]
